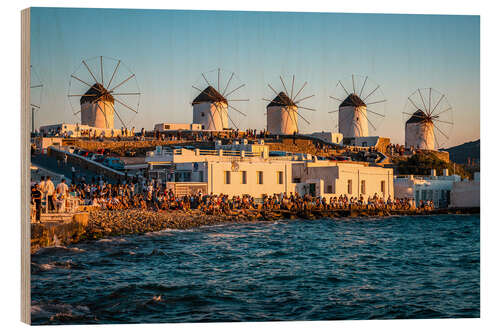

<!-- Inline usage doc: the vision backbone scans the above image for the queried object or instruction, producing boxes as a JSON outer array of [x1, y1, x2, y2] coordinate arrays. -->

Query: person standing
[[56, 178, 69, 213], [31, 184, 42, 222], [45, 176, 55, 212], [38, 176, 46, 210]]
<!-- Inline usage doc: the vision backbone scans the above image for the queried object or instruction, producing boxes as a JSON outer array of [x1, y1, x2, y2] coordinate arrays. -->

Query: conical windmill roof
[[80, 83, 114, 105], [192, 86, 227, 105], [267, 91, 296, 108], [406, 109, 430, 124], [340, 93, 366, 108]]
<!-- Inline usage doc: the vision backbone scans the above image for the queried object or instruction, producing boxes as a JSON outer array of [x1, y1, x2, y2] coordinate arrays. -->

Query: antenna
[[30, 65, 43, 134]]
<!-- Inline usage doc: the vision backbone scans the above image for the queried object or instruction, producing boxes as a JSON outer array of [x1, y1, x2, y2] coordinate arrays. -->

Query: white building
[[405, 110, 435, 150], [343, 136, 386, 148], [450, 172, 480, 208], [394, 169, 460, 207], [192, 86, 228, 131], [146, 144, 293, 198], [215, 139, 270, 157], [292, 160, 393, 199], [309, 131, 343, 145], [145, 141, 394, 200], [34, 137, 63, 153], [39, 123, 133, 138], [266, 92, 298, 135], [339, 94, 368, 138], [153, 123, 203, 132], [80, 83, 115, 129]]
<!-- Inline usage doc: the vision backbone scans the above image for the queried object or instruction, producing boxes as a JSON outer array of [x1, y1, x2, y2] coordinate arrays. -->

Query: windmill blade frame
[[68, 56, 141, 130], [403, 87, 454, 149], [192, 68, 249, 131], [329, 74, 387, 135]]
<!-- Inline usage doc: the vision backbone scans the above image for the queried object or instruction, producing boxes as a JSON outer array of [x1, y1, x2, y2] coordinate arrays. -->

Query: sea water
[[31, 214, 479, 324]]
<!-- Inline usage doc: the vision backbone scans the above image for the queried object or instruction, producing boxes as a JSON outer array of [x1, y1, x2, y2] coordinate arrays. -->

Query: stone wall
[[31, 212, 89, 253], [62, 138, 208, 157], [268, 138, 341, 157]]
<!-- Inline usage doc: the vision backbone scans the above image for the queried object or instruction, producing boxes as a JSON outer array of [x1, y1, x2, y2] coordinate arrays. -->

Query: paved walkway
[[31, 153, 103, 184]]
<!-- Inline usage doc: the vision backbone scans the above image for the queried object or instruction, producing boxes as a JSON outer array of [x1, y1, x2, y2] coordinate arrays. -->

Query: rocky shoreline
[[31, 207, 479, 253], [82, 207, 479, 241]]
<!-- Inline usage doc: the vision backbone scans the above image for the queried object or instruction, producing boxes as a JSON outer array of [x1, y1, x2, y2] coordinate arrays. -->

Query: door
[[309, 183, 316, 196]]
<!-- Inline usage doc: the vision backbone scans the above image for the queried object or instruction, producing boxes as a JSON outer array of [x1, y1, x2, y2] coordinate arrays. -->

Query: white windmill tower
[[263, 75, 315, 135], [403, 88, 453, 150], [329, 75, 386, 138], [68, 56, 141, 129], [192, 69, 249, 131]]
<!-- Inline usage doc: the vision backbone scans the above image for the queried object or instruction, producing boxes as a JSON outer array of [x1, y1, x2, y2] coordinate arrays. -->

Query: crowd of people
[[30, 176, 70, 222], [30, 175, 435, 222]]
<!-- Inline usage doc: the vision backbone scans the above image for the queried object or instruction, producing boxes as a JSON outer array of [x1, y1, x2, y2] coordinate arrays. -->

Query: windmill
[[68, 56, 141, 129], [403, 88, 453, 150], [191, 68, 249, 131], [30, 65, 43, 134], [329, 75, 386, 138], [263, 75, 315, 135]]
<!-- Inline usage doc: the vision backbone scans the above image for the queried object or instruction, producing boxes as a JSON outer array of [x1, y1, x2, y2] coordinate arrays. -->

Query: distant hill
[[441, 139, 480, 164]]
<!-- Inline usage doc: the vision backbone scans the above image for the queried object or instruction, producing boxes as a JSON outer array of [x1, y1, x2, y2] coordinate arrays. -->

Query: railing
[[49, 146, 125, 176], [153, 148, 263, 158], [166, 182, 208, 196]]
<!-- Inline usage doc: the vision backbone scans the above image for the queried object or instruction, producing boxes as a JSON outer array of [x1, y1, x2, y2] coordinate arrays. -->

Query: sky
[[30, 7, 479, 147]]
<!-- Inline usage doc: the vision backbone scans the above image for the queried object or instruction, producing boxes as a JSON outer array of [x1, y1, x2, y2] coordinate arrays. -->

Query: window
[[326, 184, 333, 194], [348, 179, 353, 194], [277, 171, 283, 184], [224, 171, 231, 184], [381, 180, 386, 193], [257, 171, 264, 184], [201, 112, 205, 117], [241, 171, 247, 184], [361, 180, 366, 194], [293, 177, 301, 183]]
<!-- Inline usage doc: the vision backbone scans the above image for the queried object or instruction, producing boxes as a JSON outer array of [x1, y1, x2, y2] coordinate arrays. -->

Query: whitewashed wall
[[81, 100, 115, 129], [207, 160, 294, 198], [292, 161, 394, 200], [192, 102, 228, 131], [339, 105, 368, 138], [267, 105, 298, 135], [405, 121, 435, 150]]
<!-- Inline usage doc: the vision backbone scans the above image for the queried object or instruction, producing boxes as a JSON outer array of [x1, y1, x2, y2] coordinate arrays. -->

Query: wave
[[33, 246, 85, 256], [32, 260, 85, 273], [97, 237, 127, 243], [145, 228, 195, 236], [106, 250, 136, 257], [31, 301, 92, 324]]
